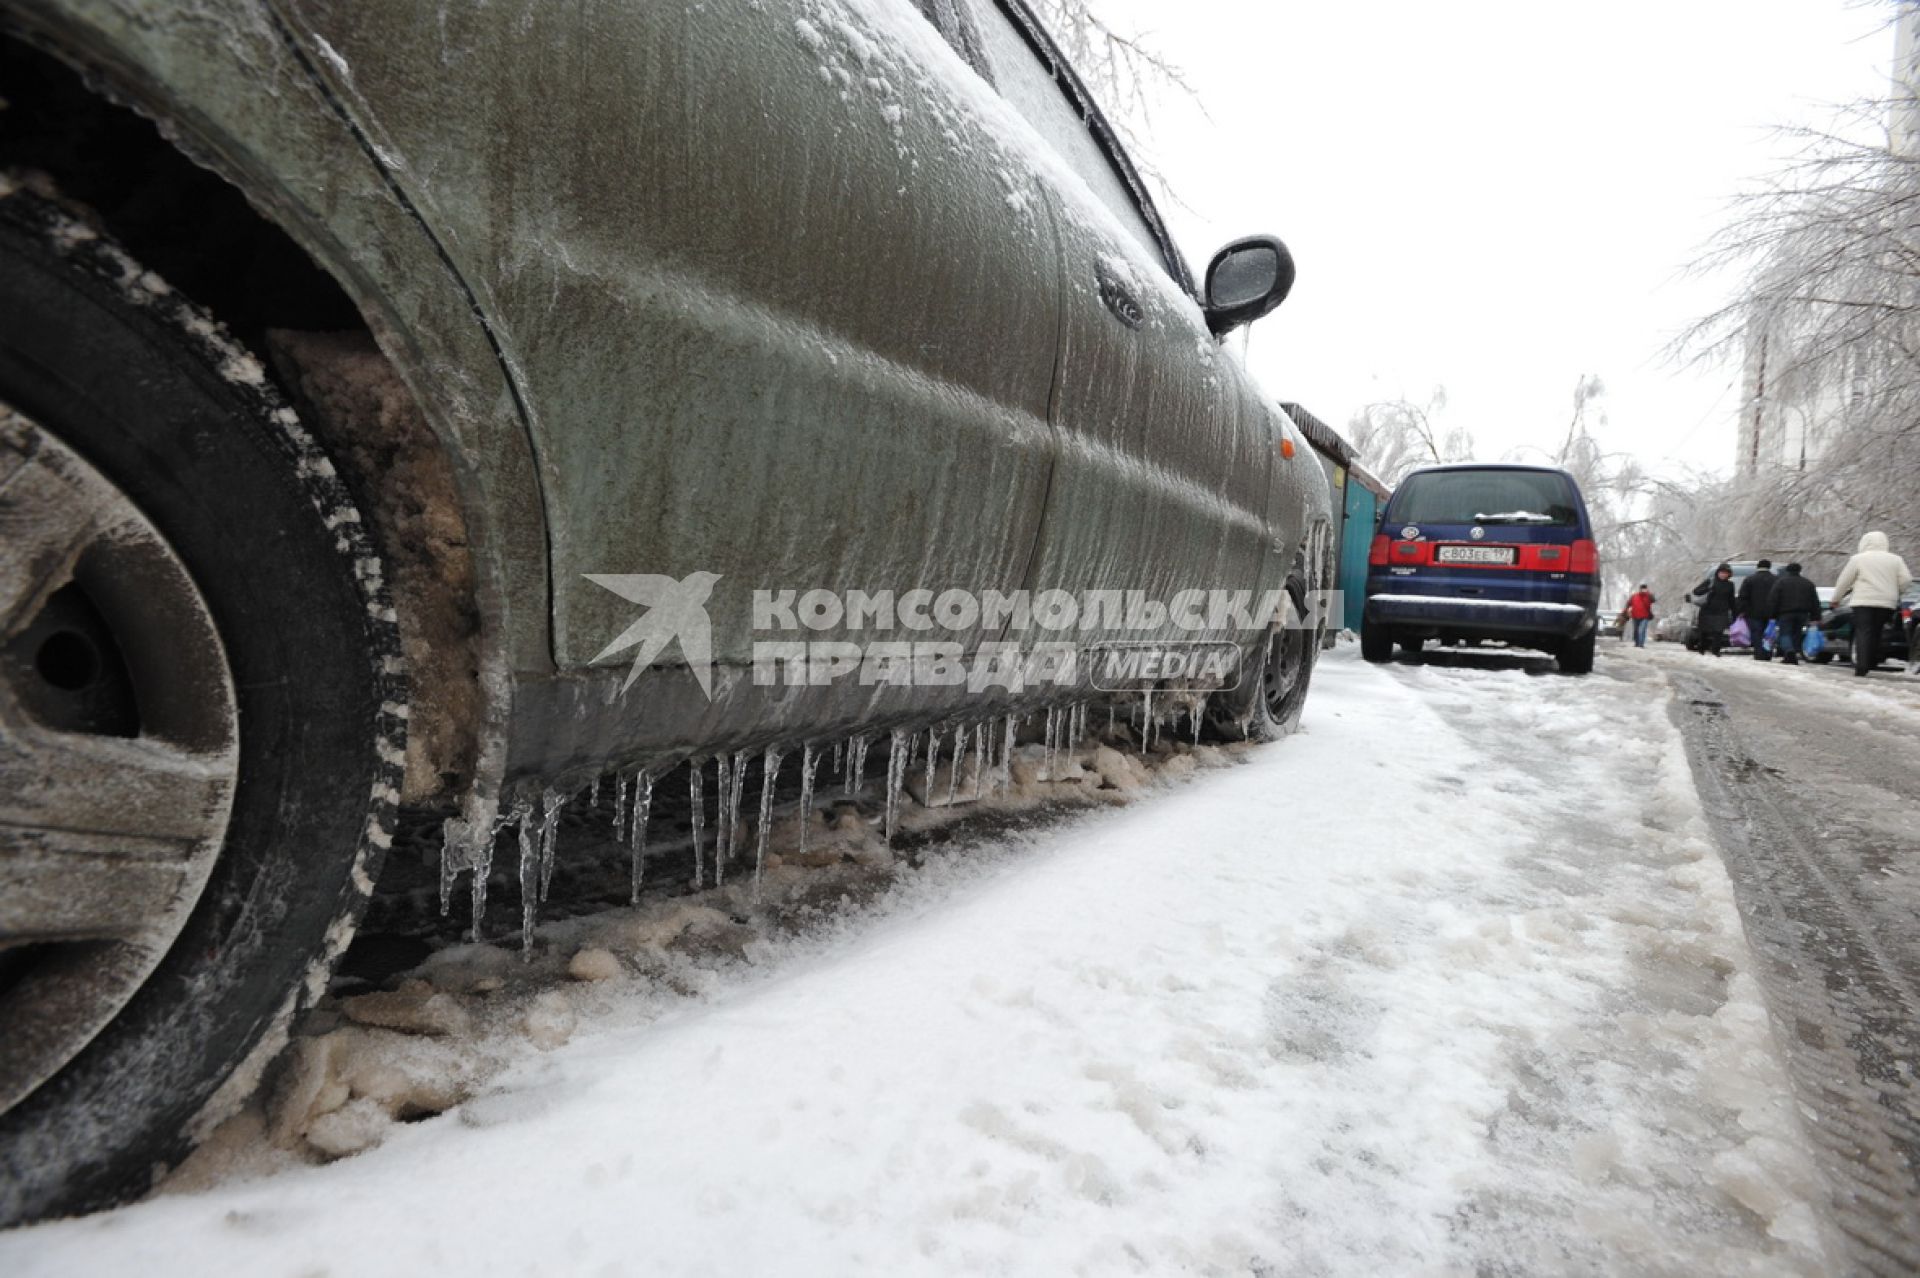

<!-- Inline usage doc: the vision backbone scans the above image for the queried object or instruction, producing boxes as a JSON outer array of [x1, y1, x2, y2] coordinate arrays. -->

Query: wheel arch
[[0, 7, 553, 805]]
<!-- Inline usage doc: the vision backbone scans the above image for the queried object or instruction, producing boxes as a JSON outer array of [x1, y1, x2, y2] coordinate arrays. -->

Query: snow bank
[[0, 652, 1834, 1274]]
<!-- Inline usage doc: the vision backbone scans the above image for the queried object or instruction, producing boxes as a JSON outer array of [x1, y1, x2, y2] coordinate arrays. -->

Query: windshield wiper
[[1471, 511, 1556, 524]]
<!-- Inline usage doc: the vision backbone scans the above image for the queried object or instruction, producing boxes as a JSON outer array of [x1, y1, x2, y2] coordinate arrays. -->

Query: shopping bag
[[1803, 626, 1826, 658], [1762, 619, 1779, 653], [1727, 616, 1752, 647]]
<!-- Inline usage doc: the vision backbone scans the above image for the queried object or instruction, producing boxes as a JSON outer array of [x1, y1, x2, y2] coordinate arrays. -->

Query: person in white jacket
[[1830, 530, 1914, 676]]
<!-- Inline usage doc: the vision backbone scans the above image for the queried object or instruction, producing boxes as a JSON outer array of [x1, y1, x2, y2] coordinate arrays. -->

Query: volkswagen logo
[[1469, 526, 1485, 541]]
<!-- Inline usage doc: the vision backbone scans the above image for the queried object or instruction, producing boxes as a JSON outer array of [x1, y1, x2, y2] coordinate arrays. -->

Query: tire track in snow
[[1668, 664, 1920, 1276]]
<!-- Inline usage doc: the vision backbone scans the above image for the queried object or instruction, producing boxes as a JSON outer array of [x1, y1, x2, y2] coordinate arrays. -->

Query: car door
[[275, 0, 1062, 711], [964, 1, 1291, 652]]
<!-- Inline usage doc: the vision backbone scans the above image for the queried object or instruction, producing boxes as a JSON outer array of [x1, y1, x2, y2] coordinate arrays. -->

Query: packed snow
[[0, 649, 1837, 1275]]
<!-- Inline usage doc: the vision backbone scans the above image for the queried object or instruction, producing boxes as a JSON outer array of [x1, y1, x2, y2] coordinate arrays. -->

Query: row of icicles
[[441, 694, 1210, 954]]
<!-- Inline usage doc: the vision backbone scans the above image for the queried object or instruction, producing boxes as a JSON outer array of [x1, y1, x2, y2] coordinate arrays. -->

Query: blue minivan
[[1360, 464, 1601, 673]]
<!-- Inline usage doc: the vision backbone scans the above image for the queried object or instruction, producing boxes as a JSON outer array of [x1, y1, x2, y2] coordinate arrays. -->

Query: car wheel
[[1557, 628, 1596, 675], [0, 184, 406, 1223], [1359, 614, 1393, 663], [1210, 572, 1317, 740]]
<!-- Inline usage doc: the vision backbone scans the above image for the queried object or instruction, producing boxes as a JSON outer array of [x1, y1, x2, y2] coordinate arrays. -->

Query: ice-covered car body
[[3, 0, 1327, 803], [0, 0, 1329, 1220]]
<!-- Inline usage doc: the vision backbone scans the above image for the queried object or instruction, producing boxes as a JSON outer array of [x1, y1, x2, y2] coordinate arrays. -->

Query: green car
[[0, 0, 1330, 1220]]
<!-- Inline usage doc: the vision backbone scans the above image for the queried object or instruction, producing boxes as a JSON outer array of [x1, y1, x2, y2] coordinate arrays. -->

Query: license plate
[[1435, 544, 1515, 565]]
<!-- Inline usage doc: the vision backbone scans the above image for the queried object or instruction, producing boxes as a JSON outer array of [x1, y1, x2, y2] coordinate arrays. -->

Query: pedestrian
[[1692, 563, 1737, 657], [1736, 558, 1777, 661], [1830, 530, 1914, 677], [1770, 562, 1821, 666], [1626, 583, 1656, 649]]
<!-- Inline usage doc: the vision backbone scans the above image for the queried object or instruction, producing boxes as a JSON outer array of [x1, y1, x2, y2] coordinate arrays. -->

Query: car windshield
[[1389, 470, 1579, 527]]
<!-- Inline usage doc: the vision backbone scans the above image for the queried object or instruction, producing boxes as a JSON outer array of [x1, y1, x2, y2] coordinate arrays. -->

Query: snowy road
[[0, 649, 1837, 1275], [1656, 646, 1920, 1274]]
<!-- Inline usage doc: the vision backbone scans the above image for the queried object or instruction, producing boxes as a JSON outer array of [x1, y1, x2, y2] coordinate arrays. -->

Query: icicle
[[924, 725, 942, 804], [754, 746, 783, 895], [1107, 703, 1115, 737], [589, 775, 602, 809], [1001, 715, 1017, 791], [438, 829, 457, 919], [689, 761, 707, 888], [798, 742, 820, 859], [459, 837, 480, 932], [714, 753, 732, 881], [972, 722, 987, 798], [612, 771, 629, 844], [516, 802, 539, 956], [832, 738, 845, 783], [629, 768, 654, 904], [850, 734, 872, 797], [441, 795, 502, 936], [1042, 707, 1055, 780], [470, 804, 517, 942], [947, 723, 968, 804], [1192, 701, 1204, 746], [538, 787, 564, 902], [1141, 691, 1154, 754], [724, 750, 748, 881], [883, 729, 908, 845]]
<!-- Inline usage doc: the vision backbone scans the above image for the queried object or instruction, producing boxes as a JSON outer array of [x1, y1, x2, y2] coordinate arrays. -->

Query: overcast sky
[[1104, 0, 1899, 480]]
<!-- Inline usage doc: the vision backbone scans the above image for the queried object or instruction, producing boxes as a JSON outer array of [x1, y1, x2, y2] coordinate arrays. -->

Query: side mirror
[[1203, 235, 1295, 336]]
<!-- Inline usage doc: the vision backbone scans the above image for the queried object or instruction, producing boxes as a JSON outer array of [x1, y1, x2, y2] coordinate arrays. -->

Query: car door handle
[[1096, 269, 1144, 329]]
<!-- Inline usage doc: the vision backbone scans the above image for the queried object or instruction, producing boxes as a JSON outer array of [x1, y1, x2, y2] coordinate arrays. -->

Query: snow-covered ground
[[0, 649, 1838, 1275]]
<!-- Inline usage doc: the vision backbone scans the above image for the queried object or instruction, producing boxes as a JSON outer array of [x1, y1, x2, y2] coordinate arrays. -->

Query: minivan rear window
[[1389, 470, 1579, 527]]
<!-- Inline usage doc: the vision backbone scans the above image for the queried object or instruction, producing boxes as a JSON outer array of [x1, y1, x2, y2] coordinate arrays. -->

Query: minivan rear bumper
[[1366, 592, 1594, 639]]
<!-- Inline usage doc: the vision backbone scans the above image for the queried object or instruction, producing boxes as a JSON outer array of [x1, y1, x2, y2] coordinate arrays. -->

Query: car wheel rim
[[0, 402, 239, 1116], [1262, 623, 1307, 714]]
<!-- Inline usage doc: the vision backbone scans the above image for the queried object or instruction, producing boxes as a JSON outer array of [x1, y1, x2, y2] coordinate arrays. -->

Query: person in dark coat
[[1692, 563, 1737, 656], [1769, 562, 1821, 666], [1735, 558, 1777, 660]]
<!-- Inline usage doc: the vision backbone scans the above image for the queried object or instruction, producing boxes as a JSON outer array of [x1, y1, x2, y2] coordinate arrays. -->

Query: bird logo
[[584, 571, 723, 697]]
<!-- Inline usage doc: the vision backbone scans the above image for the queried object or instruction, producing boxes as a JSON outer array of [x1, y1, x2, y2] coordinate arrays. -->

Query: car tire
[[1210, 571, 1317, 740], [1557, 628, 1596, 675], [1359, 615, 1393, 663], [0, 184, 406, 1223]]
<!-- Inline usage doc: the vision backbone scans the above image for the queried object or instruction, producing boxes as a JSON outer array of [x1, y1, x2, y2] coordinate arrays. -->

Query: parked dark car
[[0, 0, 1332, 1222], [1818, 589, 1918, 667], [1359, 464, 1602, 673]]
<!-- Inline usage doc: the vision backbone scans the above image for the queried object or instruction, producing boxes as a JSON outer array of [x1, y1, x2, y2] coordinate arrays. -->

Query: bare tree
[[1345, 388, 1474, 487], [1681, 19, 1920, 576], [1025, 0, 1196, 139]]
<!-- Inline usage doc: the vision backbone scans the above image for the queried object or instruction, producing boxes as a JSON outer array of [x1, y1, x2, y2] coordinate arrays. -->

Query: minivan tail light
[[1369, 534, 1389, 566], [1569, 539, 1599, 574]]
